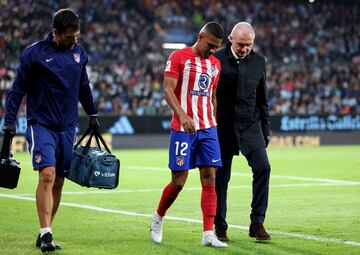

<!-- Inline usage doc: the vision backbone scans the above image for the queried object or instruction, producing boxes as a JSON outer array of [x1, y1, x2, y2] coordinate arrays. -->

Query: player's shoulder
[[73, 43, 88, 61], [168, 47, 192, 60], [19, 39, 47, 62], [74, 43, 87, 54]]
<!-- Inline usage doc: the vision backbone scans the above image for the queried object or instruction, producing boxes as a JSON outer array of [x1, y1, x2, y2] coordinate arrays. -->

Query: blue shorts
[[26, 124, 76, 177], [169, 126, 222, 171]]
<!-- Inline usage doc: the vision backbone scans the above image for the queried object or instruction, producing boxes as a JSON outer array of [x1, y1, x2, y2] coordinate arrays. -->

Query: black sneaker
[[39, 232, 56, 252], [36, 234, 61, 250]]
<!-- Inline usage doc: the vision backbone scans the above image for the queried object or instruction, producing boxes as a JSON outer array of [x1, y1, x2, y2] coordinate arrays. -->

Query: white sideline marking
[[128, 166, 360, 184], [0, 193, 359, 247], [13, 182, 360, 197]]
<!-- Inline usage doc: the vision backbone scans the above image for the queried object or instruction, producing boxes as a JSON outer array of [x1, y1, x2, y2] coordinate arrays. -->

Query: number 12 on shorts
[[175, 141, 188, 156]]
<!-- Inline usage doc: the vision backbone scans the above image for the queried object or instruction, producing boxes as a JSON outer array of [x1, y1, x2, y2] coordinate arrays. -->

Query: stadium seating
[[0, 0, 359, 116]]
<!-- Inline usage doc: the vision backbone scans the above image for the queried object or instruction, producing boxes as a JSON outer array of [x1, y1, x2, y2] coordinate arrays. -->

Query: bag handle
[[93, 129, 111, 153], [74, 127, 111, 155]]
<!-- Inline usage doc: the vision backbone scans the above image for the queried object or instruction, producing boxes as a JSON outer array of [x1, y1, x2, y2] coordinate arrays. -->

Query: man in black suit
[[214, 22, 271, 241]]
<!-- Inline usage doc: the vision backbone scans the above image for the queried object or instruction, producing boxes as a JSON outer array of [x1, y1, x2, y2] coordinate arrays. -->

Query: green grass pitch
[[0, 145, 359, 254]]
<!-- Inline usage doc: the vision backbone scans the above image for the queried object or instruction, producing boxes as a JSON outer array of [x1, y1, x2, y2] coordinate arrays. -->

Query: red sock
[[201, 184, 217, 231], [156, 183, 180, 217]]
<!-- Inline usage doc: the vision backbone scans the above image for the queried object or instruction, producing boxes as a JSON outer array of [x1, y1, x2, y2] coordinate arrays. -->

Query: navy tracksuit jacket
[[5, 32, 97, 131]]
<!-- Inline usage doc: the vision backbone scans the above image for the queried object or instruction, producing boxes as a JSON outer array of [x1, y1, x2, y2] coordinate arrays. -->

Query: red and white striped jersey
[[164, 47, 221, 131]]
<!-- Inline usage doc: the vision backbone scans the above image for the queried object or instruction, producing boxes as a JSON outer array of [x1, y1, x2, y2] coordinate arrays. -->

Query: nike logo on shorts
[[212, 159, 221, 163], [46, 58, 54, 62]]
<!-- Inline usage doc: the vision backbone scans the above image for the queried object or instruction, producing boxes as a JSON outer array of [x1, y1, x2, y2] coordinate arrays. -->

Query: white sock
[[40, 227, 52, 237], [203, 230, 213, 237]]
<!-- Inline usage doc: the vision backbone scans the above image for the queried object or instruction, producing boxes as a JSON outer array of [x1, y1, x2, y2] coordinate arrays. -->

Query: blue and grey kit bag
[[67, 127, 120, 189]]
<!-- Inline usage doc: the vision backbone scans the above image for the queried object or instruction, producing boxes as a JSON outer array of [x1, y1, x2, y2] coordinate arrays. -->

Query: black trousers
[[214, 147, 271, 230]]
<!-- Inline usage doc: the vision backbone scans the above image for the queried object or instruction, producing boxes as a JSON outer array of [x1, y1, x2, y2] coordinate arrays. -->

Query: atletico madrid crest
[[73, 53, 80, 63], [176, 156, 185, 167], [34, 154, 42, 164]]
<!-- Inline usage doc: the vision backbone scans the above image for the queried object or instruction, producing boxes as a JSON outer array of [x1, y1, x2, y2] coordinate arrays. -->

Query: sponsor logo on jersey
[[198, 73, 210, 90], [189, 73, 211, 97], [189, 90, 210, 96]]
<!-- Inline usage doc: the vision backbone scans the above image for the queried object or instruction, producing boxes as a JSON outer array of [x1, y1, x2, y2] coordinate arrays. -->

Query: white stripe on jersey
[[203, 59, 212, 129], [180, 59, 191, 132], [192, 57, 201, 129]]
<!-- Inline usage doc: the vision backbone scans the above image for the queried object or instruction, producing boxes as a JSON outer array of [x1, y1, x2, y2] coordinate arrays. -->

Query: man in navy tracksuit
[[3, 9, 99, 252]]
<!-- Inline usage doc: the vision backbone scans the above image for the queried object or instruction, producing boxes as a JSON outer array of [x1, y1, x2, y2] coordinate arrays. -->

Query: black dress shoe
[[249, 222, 271, 240], [36, 234, 61, 249], [215, 229, 229, 242]]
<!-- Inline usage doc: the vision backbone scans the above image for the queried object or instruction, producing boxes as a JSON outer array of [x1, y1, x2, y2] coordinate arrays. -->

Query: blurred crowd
[[1, 0, 359, 117]]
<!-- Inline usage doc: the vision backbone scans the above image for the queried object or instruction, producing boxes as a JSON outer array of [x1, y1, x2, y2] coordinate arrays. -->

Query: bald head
[[229, 22, 255, 58], [230, 22, 255, 38]]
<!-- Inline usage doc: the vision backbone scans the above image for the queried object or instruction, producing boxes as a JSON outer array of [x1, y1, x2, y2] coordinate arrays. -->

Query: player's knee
[[39, 167, 56, 184], [203, 174, 216, 185], [172, 181, 185, 191]]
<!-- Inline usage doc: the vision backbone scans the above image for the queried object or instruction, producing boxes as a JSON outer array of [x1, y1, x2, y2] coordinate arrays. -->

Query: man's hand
[[180, 113, 195, 135], [88, 116, 100, 131], [264, 135, 270, 148], [3, 125, 16, 137]]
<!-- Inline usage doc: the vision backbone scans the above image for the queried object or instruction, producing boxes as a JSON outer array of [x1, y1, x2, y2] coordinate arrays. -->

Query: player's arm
[[78, 57, 97, 116], [4, 56, 28, 129], [163, 76, 195, 134]]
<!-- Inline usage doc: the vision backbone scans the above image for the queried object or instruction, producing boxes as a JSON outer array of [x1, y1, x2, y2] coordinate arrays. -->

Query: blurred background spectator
[[1, 0, 359, 117]]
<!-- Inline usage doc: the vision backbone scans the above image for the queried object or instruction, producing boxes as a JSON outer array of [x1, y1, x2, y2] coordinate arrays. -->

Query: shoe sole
[[40, 246, 56, 252], [36, 236, 61, 249], [217, 237, 229, 242], [249, 233, 271, 241]]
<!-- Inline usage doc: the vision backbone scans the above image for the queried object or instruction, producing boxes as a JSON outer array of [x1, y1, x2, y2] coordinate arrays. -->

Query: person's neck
[[192, 44, 200, 56], [230, 45, 246, 59]]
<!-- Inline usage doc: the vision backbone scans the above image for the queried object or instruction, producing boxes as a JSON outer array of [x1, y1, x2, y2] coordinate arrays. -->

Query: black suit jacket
[[215, 43, 270, 156]]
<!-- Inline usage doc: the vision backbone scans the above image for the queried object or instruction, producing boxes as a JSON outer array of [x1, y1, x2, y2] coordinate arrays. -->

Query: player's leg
[[199, 166, 227, 248], [151, 170, 189, 243], [245, 147, 271, 240], [157, 170, 189, 217], [199, 166, 217, 232], [214, 152, 233, 241], [35, 176, 63, 250], [51, 177, 64, 223], [36, 166, 57, 252], [151, 129, 194, 243], [36, 166, 56, 230], [27, 125, 57, 252], [52, 128, 76, 224], [196, 127, 227, 248]]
